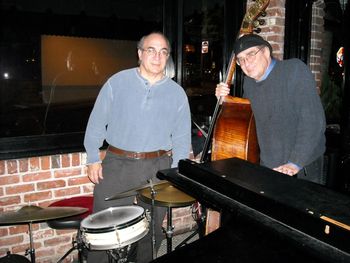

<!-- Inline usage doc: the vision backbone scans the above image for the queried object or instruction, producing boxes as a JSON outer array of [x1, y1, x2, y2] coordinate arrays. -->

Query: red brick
[[54, 187, 80, 198], [6, 184, 35, 195], [34, 247, 56, 259], [37, 180, 66, 191], [71, 153, 81, 166], [61, 154, 70, 168], [12, 241, 42, 253], [0, 235, 24, 246], [9, 225, 28, 235], [0, 160, 5, 175], [82, 185, 94, 194], [0, 175, 20, 185], [0, 227, 8, 237], [29, 157, 40, 171], [24, 191, 52, 203], [18, 159, 29, 173], [44, 236, 71, 246], [41, 156, 51, 170], [54, 168, 81, 178], [0, 196, 21, 206], [7, 160, 18, 174], [68, 176, 90, 186], [33, 229, 54, 239], [23, 171, 52, 182]]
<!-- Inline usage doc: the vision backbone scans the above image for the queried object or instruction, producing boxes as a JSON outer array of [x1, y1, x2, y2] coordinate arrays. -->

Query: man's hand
[[215, 82, 230, 99], [273, 163, 300, 176], [87, 163, 103, 184]]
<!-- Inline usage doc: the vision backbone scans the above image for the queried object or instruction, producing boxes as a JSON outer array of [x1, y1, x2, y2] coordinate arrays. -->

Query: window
[[0, 0, 163, 159]]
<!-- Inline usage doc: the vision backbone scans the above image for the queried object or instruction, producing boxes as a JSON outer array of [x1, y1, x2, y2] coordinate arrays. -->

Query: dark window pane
[[0, 0, 163, 159]]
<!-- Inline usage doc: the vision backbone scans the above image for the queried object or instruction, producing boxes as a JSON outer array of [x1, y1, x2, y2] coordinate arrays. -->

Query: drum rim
[[80, 205, 145, 233], [81, 214, 145, 233]]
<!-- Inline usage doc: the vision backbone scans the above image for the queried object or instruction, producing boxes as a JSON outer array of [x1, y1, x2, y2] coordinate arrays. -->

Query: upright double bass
[[201, 0, 270, 234]]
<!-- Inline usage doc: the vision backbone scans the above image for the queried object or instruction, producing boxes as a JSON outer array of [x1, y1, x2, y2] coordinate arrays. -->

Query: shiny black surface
[[156, 158, 350, 262]]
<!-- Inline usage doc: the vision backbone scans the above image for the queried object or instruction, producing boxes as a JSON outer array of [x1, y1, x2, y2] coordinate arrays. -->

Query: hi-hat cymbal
[[138, 182, 195, 208], [0, 205, 88, 225], [105, 180, 168, 201]]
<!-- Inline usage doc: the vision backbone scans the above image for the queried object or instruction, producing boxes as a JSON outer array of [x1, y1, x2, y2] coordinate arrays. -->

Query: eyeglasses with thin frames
[[236, 47, 264, 66], [142, 47, 170, 58]]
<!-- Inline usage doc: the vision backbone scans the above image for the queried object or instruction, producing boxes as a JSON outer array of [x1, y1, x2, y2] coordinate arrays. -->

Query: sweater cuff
[[287, 161, 301, 171]]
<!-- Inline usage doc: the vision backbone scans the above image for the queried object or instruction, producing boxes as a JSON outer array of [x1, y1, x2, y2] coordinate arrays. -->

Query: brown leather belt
[[108, 146, 172, 159]]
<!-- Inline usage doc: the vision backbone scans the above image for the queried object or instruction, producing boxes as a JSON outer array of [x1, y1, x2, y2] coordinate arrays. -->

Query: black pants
[[296, 155, 325, 185], [87, 152, 171, 263]]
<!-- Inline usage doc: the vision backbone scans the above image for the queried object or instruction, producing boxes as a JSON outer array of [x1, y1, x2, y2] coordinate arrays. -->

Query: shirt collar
[[257, 58, 276, 82]]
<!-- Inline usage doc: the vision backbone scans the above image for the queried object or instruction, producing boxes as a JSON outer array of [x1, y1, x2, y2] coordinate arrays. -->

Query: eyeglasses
[[236, 47, 264, 66], [142, 47, 170, 58]]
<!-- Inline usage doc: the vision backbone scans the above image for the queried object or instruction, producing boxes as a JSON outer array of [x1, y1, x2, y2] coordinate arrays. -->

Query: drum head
[[81, 205, 144, 230], [0, 254, 31, 263]]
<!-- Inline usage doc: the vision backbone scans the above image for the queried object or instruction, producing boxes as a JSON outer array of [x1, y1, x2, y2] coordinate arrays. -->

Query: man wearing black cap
[[216, 34, 326, 184]]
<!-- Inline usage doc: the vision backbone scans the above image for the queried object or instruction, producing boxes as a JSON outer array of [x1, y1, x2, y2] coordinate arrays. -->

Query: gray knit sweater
[[243, 58, 326, 169]]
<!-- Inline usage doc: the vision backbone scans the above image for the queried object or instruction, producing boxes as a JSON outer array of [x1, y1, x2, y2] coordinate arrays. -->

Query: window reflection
[[0, 0, 162, 139], [183, 0, 224, 96]]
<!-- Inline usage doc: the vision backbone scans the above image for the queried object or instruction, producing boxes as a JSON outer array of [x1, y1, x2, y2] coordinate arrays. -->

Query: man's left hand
[[273, 163, 300, 176]]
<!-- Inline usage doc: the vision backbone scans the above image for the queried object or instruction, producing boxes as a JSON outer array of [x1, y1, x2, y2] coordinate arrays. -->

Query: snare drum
[[80, 205, 149, 250]]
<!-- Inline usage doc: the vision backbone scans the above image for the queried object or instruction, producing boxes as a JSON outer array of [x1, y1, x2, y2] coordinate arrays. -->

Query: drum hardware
[[104, 180, 168, 201], [0, 205, 88, 263], [174, 202, 206, 250], [106, 245, 131, 263], [148, 179, 157, 260], [138, 182, 196, 254]]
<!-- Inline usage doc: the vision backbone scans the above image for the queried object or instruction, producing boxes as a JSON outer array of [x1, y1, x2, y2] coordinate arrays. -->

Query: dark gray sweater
[[243, 58, 326, 169]]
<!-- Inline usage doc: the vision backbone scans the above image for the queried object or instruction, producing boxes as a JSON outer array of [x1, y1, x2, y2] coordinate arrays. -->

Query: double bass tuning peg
[[254, 28, 262, 34], [253, 19, 265, 28]]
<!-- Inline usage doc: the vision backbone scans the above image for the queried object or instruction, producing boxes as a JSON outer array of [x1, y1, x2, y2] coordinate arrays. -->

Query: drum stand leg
[[56, 230, 86, 263], [174, 202, 206, 250], [148, 179, 157, 260], [25, 222, 36, 263], [164, 207, 174, 254]]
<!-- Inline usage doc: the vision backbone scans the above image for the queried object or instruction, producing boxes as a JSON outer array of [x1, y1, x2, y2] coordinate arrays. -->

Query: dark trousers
[[297, 155, 325, 185], [87, 152, 171, 263]]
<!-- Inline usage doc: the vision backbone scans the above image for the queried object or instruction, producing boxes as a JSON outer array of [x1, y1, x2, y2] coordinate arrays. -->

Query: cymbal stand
[[148, 179, 157, 260], [164, 207, 174, 254], [25, 222, 36, 263], [175, 202, 206, 249]]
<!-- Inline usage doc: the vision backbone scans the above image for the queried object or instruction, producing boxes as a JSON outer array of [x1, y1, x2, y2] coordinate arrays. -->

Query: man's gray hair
[[137, 32, 171, 53]]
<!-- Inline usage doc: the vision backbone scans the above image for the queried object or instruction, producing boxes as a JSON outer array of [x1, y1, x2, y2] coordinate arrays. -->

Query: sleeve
[[83, 81, 113, 164], [288, 61, 326, 167], [170, 95, 192, 168]]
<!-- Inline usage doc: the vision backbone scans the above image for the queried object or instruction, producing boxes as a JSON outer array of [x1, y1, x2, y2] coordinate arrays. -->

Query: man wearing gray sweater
[[216, 34, 326, 184], [84, 32, 191, 263]]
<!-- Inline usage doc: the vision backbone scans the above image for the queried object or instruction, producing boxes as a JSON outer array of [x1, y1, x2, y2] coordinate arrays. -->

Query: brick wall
[[0, 153, 197, 262], [1, 1, 326, 262]]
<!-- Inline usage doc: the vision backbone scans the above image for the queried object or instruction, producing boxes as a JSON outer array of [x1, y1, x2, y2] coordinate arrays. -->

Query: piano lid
[[157, 157, 350, 257]]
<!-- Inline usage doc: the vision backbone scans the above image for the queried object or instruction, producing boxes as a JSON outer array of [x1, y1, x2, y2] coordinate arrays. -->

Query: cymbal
[[138, 182, 195, 208], [0, 205, 88, 225], [105, 180, 169, 201]]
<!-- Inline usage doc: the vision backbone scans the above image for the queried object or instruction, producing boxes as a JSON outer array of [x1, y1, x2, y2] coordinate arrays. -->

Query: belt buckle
[[132, 152, 140, 159]]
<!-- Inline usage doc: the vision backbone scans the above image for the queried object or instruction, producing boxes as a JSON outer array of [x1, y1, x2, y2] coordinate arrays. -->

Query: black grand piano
[[152, 157, 350, 263]]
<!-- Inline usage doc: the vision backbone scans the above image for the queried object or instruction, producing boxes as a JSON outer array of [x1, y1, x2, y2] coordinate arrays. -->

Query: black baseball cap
[[234, 34, 272, 55]]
